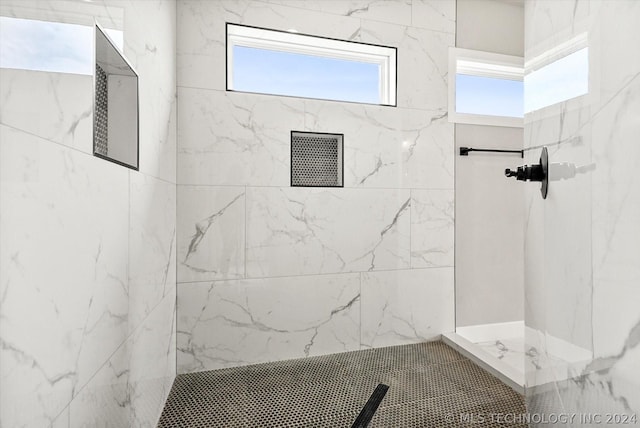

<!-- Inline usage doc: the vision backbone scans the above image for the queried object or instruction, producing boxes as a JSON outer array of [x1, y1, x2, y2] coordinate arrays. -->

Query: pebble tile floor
[[157, 341, 527, 427]]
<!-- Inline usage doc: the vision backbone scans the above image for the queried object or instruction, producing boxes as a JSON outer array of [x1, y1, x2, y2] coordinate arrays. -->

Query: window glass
[[525, 47, 588, 113], [456, 74, 524, 118], [227, 24, 396, 106], [0, 16, 123, 75], [448, 48, 524, 127], [233, 46, 380, 104]]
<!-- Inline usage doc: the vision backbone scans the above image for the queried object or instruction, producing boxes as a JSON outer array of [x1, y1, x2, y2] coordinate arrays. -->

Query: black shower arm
[[459, 147, 524, 158]]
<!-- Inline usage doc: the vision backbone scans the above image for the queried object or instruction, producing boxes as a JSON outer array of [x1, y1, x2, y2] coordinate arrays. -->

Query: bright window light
[[456, 75, 524, 118], [227, 24, 397, 106], [448, 48, 524, 128], [0, 16, 123, 76], [525, 46, 589, 113]]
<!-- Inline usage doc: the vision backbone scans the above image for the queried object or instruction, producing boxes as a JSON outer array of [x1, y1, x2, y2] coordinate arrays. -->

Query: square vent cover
[[291, 131, 343, 187]]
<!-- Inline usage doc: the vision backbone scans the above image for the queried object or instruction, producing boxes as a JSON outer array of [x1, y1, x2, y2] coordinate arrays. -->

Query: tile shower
[[1, 1, 639, 428], [175, 0, 456, 374], [523, 0, 640, 418], [0, 1, 177, 426]]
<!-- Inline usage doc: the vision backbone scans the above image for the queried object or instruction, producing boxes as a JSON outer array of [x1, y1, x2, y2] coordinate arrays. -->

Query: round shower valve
[[505, 147, 549, 199]]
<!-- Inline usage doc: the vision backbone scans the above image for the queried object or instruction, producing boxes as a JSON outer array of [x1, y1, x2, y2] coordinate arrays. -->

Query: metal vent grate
[[291, 131, 343, 187], [94, 64, 108, 156]]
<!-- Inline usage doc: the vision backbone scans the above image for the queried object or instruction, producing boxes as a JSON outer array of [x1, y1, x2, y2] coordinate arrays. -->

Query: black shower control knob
[[504, 147, 549, 199], [504, 164, 544, 182], [505, 166, 526, 181]]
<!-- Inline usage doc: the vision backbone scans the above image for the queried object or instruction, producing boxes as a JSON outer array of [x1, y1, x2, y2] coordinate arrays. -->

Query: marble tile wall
[[524, 0, 640, 421], [176, 0, 456, 374], [0, 1, 177, 427]]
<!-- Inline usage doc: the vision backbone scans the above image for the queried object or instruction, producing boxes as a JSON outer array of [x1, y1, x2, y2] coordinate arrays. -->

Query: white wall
[[176, 0, 457, 373], [524, 0, 640, 419], [454, 0, 525, 327], [0, 1, 177, 427], [456, 0, 524, 57], [455, 125, 524, 326]]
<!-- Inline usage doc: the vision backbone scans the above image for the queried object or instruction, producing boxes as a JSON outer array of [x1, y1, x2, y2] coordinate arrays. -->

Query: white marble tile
[[177, 52, 222, 91], [0, 125, 129, 427], [177, 0, 361, 91], [591, 76, 640, 358], [265, 0, 413, 27], [68, 341, 130, 428], [523, 129, 547, 334], [589, 1, 640, 111], [121, 0, 177, 184], [410, 189, 454, 268], [543, 135, 593, 352], [0, 69, 93, 154], [51, 407, 70, 428], [554, 370, 639, 421], [411, 0, 456, 34], [129, 172, 177, 333], [178, 0, 361, 55], [245, 187, 410, 278], [177, 274, 360, 373], [68, 292, 176, 428], [356, 21, 453, 111], [303, 101, 454, 189], [128, 293, 177, 428], [177, 185, 245, 282], [476, 337, 525, 375], [177, 0, 453, 112], [360, 268, 454, 348], [0, 0, 123, 29], [524, 0, 640, 415], [178, 88, 304, 186], [524, 328, 567, 389], [524, 105, 593, 353], [524, 0, 590, 56], [1, 2, 177, 427]]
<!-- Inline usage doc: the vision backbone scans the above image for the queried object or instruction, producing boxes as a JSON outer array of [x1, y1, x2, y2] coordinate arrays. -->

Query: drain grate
[[291, 131, 343, 187], [351, 383, 389, 428], [157, 341, 526, 428]]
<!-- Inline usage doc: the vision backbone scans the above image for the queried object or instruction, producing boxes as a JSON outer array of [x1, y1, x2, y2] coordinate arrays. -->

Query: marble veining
[[178, 88, 304, 186], [175, 0, 457, 385], [360, 268, 454, 349], [178, 186, 246, 282], [303, 101, 453, 189], [177, 274, 361, 373], [1, 1, 177, 427], [1, 124, 129, 426], [0, 69, 94, 154], [245, 187, 411, 278], [410, 189, 454, 268], [524, 0, 640, 421], [477, 338, 525, 376], [129, 173, 177, 333]]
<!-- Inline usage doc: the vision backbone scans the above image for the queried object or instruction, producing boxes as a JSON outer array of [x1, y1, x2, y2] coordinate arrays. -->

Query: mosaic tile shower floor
[[157, 341, 526, 427]]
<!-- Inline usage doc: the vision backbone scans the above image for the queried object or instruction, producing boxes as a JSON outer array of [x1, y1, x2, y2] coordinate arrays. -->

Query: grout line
[[244, 185, 247, 279], [175, 183, 455, 191], [175, 265, 454, 286], [359, 271, 363, 350], [175, 84, 451, 114], [1, 123, 177, 186], [409, 188, 413, 269]]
